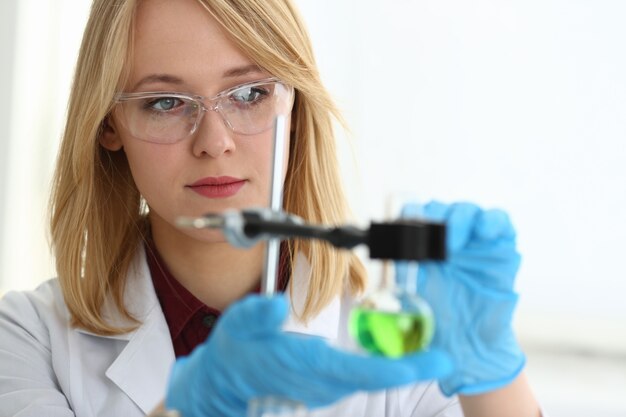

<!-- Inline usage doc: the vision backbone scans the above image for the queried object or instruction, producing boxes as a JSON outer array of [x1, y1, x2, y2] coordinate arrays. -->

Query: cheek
[[123, 142, 178, 200]]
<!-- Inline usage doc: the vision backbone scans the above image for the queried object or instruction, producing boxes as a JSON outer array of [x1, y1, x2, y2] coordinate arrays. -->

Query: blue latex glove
[[400, 201, 526, 396], [166, 294, 453, 417]]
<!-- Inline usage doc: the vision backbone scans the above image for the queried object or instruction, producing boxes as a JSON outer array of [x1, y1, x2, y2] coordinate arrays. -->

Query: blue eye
[[146, 97, 183, 111], [231, 86, 269, 104]]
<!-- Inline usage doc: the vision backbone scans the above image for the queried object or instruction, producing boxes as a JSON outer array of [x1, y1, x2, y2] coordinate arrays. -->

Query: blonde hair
[[50, 0, 366, 335]]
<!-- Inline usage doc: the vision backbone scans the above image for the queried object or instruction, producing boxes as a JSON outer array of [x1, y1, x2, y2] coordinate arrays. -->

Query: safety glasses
[[113, 78, 294, 144]]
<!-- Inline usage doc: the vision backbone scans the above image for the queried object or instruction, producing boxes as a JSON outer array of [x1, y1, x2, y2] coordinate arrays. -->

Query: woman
[[0, 0, 543, 416]]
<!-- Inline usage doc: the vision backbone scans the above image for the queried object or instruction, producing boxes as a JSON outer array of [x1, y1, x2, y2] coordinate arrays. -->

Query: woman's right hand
[[165, 294, 453, 417]]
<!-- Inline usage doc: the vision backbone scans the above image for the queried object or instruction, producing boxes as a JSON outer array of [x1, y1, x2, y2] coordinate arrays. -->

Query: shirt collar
[[145, 240, 220, 341]]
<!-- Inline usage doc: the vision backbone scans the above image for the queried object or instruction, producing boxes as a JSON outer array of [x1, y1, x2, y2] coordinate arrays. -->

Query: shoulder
[[0, 278, 66, 315], [0, 279, 70, 350], [0, 280, 86, 414]]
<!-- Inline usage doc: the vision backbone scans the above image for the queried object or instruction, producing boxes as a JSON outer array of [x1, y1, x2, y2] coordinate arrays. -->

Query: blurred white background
[[1, 0, 625, 415]]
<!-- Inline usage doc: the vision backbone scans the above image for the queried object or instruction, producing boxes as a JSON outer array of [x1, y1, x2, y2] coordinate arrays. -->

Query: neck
[[149, 215, 265, 311]]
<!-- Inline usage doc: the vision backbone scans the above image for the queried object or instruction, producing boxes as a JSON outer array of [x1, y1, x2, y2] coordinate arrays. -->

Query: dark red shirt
[[145, 241, 290, 357]]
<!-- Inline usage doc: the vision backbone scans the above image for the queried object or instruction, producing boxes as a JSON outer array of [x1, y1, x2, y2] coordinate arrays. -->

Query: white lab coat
[[0, 247, 462, 417]]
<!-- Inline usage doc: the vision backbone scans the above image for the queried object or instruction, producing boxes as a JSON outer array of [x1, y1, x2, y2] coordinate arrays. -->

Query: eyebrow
[[132, 74, 184, 91], [222, 64, 263, 78], [131, 65, 264, 91]]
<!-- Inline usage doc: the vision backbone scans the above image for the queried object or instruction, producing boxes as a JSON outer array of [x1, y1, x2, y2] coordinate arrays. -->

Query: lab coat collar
[[76, 246, 175, 414]]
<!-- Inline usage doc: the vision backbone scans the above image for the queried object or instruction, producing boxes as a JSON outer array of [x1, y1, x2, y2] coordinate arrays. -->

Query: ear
[[99, 116, 124, 151]]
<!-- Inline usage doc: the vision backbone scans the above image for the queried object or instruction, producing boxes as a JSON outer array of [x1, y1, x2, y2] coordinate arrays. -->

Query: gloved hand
[[166, 294, 453, 417], [400, 201, 526, 396]]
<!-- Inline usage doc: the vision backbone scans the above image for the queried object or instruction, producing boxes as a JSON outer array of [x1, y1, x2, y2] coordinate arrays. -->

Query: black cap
[[368, 220, 446, 261]]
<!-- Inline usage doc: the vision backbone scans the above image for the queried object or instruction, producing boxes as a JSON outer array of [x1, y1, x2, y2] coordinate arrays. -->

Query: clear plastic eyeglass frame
[[113, 77, 294, 144]]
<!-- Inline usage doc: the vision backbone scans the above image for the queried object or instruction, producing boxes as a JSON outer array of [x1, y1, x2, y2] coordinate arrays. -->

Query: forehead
[[129, 0, 253, 90]]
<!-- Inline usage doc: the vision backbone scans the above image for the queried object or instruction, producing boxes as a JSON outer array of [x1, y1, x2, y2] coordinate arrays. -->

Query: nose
[[190, 106, 236, 158]]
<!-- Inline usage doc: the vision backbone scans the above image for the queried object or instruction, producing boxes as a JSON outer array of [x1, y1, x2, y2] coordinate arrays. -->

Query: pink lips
[[187, 176, 246, 198]]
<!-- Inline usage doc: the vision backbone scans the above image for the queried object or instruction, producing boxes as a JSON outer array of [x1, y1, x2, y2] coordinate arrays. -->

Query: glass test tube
[[261, 114, 287, 295]]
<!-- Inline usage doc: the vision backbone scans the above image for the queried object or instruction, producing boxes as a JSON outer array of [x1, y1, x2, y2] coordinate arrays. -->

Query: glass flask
[[349, 260, 434, 358]]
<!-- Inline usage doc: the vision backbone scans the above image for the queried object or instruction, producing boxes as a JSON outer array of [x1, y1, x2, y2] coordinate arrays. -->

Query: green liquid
[[349, 308, 434, 358]]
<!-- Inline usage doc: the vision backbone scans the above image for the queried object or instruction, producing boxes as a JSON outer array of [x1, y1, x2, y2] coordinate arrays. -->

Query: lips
[[187, 176, 246, 198]]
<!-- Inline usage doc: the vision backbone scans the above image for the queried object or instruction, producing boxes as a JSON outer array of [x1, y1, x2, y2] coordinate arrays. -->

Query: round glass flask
[[349, 260, 434, 358]]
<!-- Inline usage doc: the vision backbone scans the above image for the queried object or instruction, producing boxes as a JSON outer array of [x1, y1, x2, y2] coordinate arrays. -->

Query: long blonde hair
[[50, 0, 366, 335]]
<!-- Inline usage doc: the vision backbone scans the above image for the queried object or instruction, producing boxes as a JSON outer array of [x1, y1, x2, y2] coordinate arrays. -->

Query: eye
[[145, 97, 184, 112], [230, 86, 270, 104]]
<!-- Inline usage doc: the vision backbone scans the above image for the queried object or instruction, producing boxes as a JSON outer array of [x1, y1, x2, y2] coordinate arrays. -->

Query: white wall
[[0, 0, 91, 293], [0, 0, 18, 288], [296, 0, 626, 354]]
